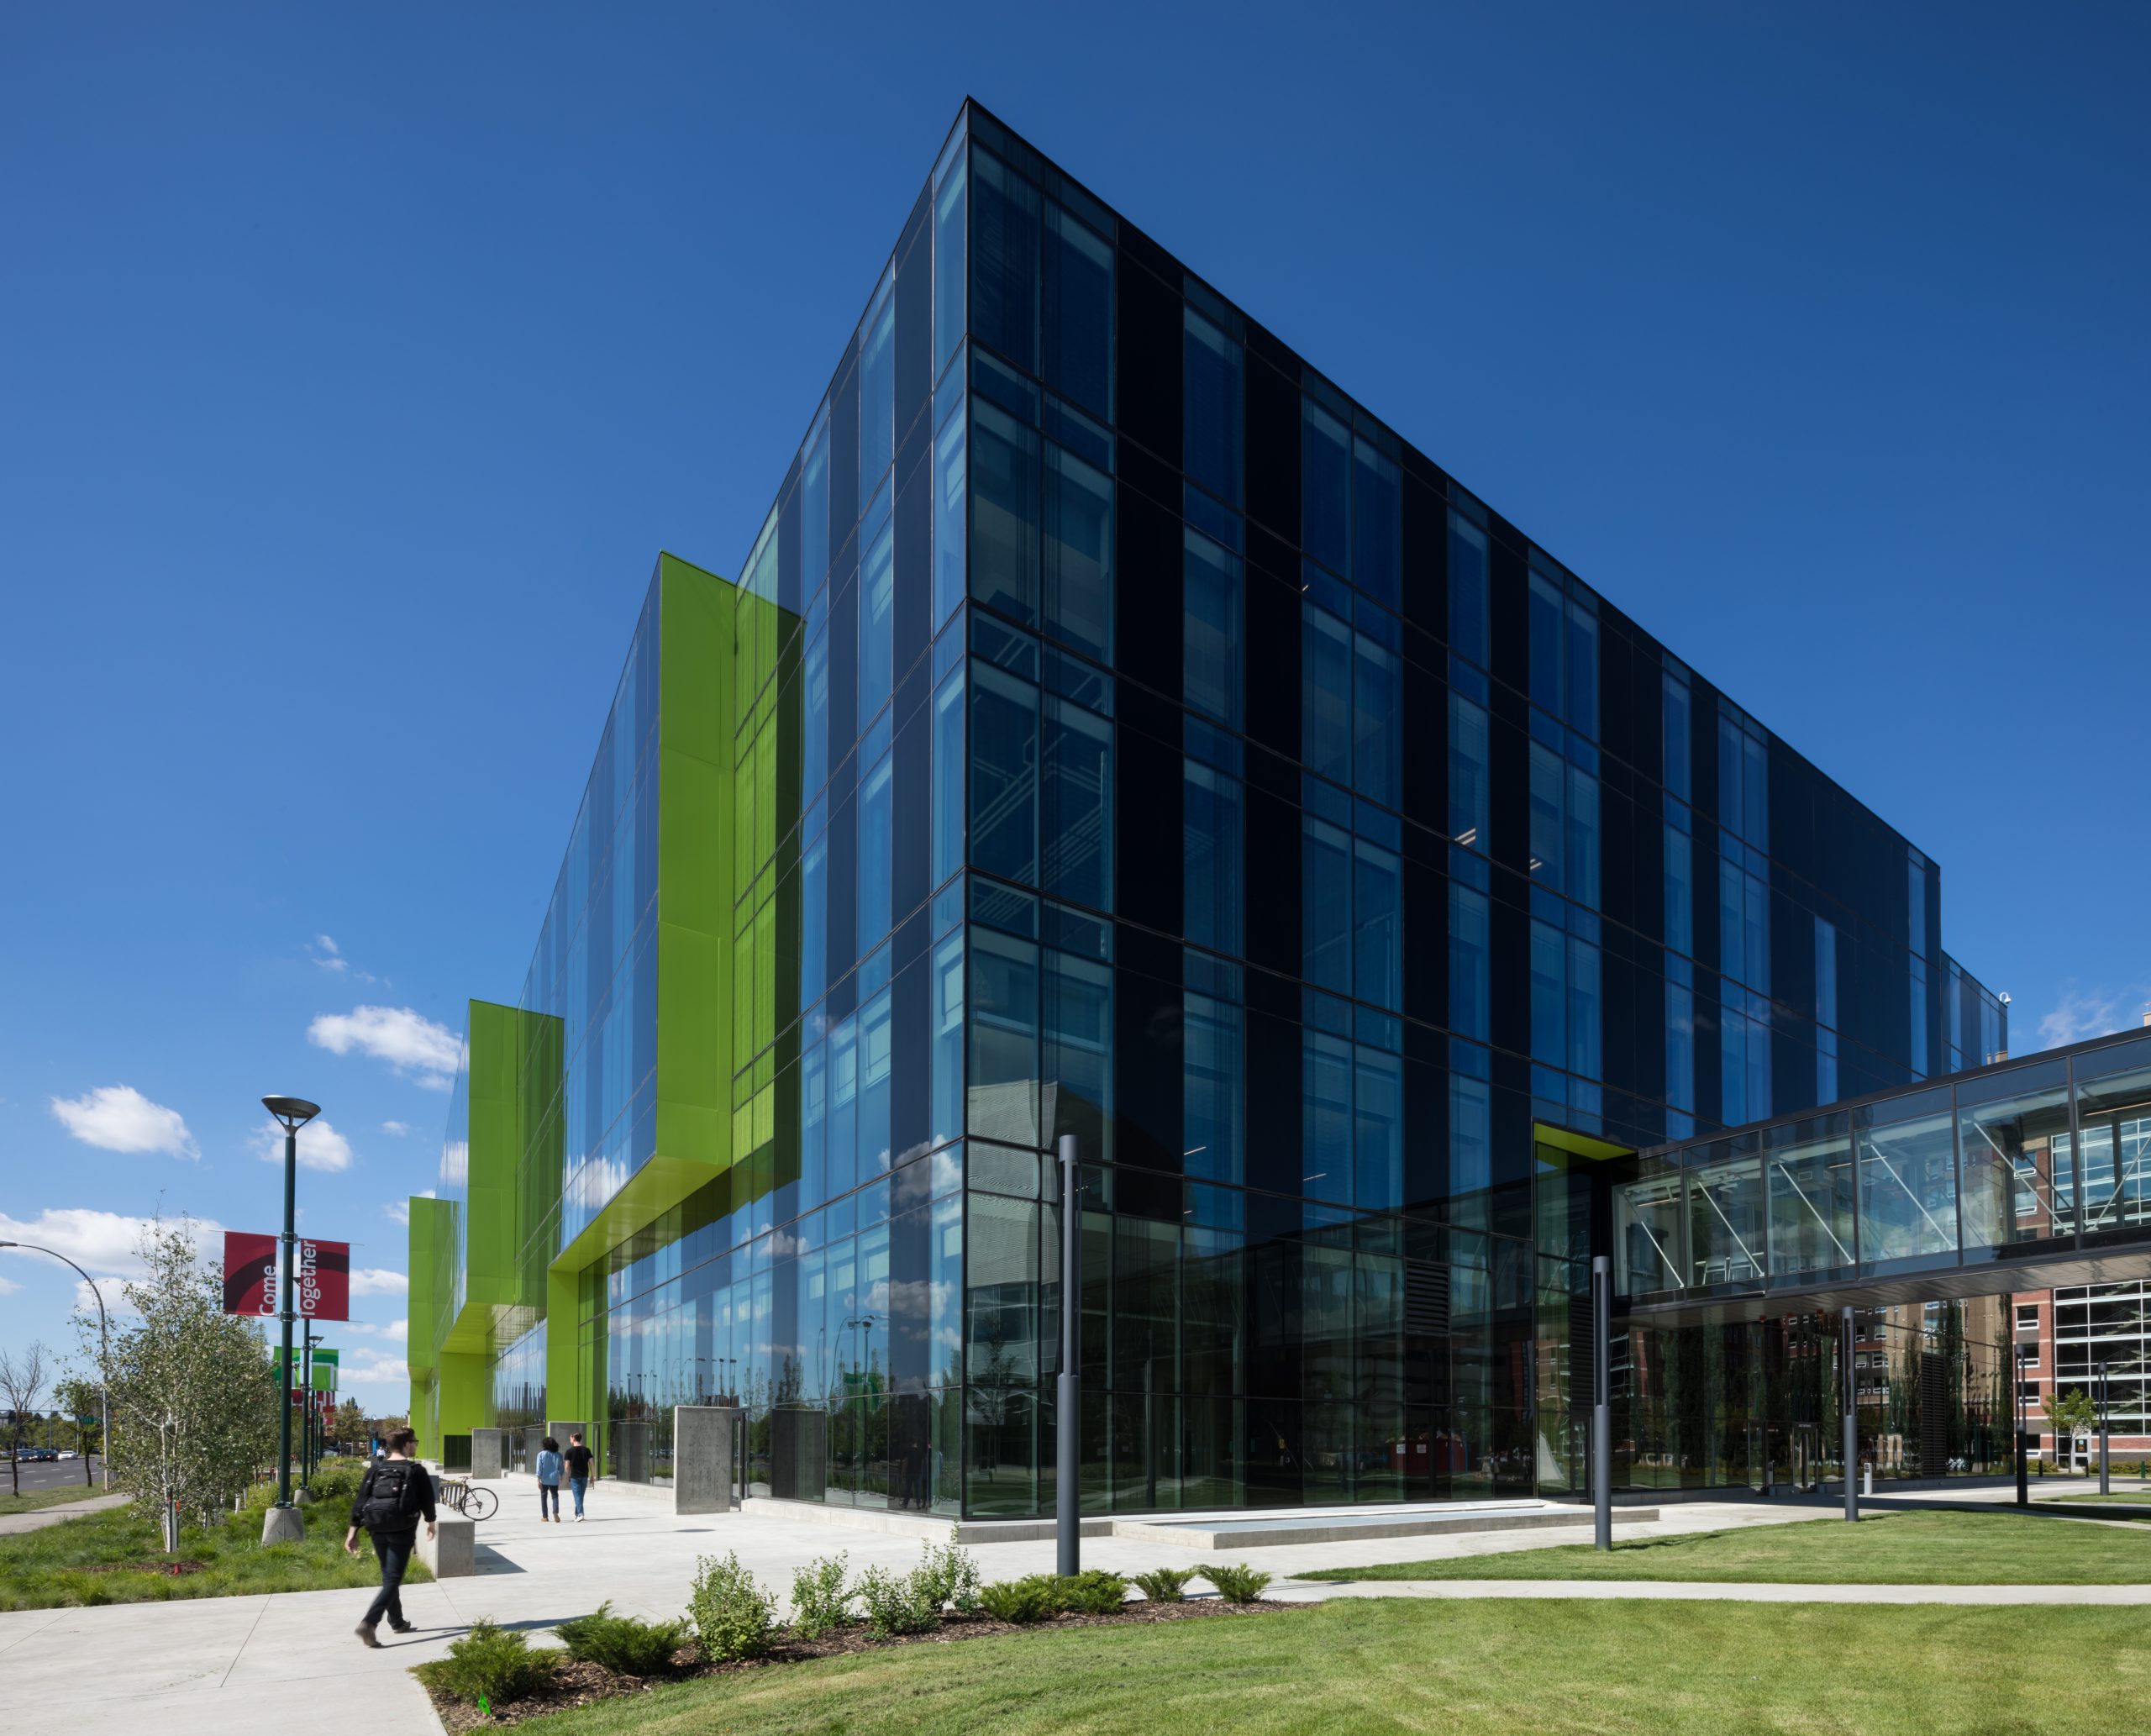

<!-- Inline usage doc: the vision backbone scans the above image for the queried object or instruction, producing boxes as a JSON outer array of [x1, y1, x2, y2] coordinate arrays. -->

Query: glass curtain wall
[[526, 103, 2010, 1518]]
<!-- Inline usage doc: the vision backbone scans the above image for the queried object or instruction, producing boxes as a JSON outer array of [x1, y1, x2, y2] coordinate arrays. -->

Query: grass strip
[[1300, 1508, 2151, 1584], [487, 1597, 2151, 1736]]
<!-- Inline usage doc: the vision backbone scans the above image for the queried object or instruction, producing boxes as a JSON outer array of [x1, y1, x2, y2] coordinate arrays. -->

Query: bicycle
[[434, 1476, 498, 1521]]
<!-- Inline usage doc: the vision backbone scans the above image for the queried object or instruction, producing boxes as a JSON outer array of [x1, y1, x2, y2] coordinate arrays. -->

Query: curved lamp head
[[261, 1096, 322, 1130]]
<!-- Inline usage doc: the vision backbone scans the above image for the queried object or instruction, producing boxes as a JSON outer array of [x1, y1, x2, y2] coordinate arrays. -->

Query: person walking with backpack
[[344, 1427, 435, 1646], [536, 1436, 563, 1522], [563, 1431, 592, 1522]]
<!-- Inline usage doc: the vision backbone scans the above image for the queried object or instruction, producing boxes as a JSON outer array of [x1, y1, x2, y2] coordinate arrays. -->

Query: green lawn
[[494, 1599, 2149, 1736], [1300, 1509, 2151, 1584], [0, 1489, 429, 1609], [2046, 1491, 2151, 1506], [0, 1483, 115, 1517]]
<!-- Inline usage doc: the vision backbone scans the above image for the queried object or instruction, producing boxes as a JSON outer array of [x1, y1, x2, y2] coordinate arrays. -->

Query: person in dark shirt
[[344, 1427, 436, 1645], [563, 1433, 594, 1522]]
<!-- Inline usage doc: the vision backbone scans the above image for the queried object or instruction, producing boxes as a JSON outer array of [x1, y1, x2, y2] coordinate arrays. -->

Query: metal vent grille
[[1406, 1262, 1450, 1335]]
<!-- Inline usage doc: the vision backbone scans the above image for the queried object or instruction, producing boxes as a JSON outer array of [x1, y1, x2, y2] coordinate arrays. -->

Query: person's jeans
[[539, 1483, 560, 1519], [570, 1476, 587, 1517], [363, 1528, 415, 1628]]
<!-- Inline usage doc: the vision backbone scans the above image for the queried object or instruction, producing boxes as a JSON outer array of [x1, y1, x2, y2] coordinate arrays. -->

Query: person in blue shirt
[[536, 1437, 563, 1523]]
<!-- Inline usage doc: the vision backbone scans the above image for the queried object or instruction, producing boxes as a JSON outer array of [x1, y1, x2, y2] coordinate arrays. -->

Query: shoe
[[355, 1623, 381, 1649], [576, 1514, 584, 1522], [389, 1620, 416, 1633]]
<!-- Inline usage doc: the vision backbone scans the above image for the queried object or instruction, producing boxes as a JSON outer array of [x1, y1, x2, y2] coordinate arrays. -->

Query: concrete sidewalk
[[0, 1492, 129, 1537], [0, 1485, 2137, 1736]]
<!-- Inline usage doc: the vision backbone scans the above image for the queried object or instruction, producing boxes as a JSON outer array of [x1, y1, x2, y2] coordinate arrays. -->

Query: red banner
[[297, 1239, 350, 1323], [223, 1232, 279, 1317], [222, 1234, 350, 1322]]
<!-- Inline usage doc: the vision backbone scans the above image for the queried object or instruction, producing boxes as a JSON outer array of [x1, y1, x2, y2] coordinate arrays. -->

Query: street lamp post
[[2015, 1341, 2031, 1508], [260, 1095, 319, 1546], [2096, 1360, 2111, 1497], [0, 1242, 111, 1491]]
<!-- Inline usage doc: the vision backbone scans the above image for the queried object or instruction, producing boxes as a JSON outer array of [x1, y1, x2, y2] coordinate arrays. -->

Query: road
[[5, 1455, 105, 1495]]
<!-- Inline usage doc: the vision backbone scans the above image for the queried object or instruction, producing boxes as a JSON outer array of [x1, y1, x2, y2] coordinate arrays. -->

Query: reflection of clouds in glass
[[439, 1140, 468, 1186], [931, 1148, 963, 1196]]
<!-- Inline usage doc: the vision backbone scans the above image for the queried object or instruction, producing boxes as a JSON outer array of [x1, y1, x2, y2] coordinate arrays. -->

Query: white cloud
[[308, 1005, 460, 1088], [344, 1318, 411, 1343], [383, 1188, 436, 1227], [250, 1116, 355, 1174], [310, 934, 349, 973], [334, 1347, 412, 1386], [0, 1273, 18, 1296], [381, 1120, 413, 1137], [49, 1086, 198, 1160], [73, 1276, 134, 1323], [350, 1268, 408, 1297], [2035, 985, 2149, 1051], [0, 1207, 224, 1278]]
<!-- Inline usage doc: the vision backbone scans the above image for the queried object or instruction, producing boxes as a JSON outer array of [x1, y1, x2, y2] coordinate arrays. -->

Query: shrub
[[912, 1539, 981, 1615], [1057, 1570, 1129, 1614], [788, 1553, 852, 1641], [688, 1552, 776, 1662], [1200, 1565, 1272, 1604], [554, 1601, 691, 1676], [978, 1575, 1065, 1623], [414, 1620, 562, 1705], [1132, 1566, 1198, 1602], [855, 1563, 940, 1639]]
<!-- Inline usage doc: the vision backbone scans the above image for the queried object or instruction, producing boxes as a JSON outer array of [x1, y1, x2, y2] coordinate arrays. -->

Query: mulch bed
[[81, 1559, 210, 1576], [426, 1601, 1302, 1731]]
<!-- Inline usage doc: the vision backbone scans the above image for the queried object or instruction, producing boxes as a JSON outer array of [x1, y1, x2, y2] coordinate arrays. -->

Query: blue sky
[[3, 3, 2144, 1389]]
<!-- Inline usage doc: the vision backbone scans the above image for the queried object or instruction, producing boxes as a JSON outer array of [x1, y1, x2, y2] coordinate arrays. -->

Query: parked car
[[56, 1450, 77, 1460]]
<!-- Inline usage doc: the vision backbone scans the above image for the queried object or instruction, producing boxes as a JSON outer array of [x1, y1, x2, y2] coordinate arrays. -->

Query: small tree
[[0, 1342, 52, 1497], [93, 1214, 279, 1550], [334, 1398, 366, 1452], [2041, 1386, 2097, 1468], [55, 1375, 103, 1486]]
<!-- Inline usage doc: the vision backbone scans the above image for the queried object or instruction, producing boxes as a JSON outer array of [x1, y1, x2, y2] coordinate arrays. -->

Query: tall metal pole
[[2015, 1343, 2029, 1507], [2097, 1360, 2111, 1497], [1841, 1306, 1859, 1522], [276, 1120, 297, 1509], [1055, 1133, 1081, 1576], [299, 1324, 315, 1489], [0, 1244, 111, 1491], [1591, 1255, 1612, 1550]]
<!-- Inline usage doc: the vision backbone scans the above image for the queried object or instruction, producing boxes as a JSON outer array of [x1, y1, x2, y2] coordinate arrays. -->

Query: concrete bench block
[[418, 1513, 476, 1577], [470, 1428, 504, 1479], [674, 1406, 739, 1515]]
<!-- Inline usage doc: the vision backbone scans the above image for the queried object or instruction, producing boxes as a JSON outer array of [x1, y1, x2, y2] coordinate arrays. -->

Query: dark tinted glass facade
[[425, 101, 2012, 1513]]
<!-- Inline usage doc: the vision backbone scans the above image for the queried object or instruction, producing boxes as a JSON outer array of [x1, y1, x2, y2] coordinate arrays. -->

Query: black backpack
[[359, 1459, 421, 1529]]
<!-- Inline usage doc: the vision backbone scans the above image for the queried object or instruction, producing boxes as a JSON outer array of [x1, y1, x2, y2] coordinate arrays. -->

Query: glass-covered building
[[411, 100, 2048, 1512]]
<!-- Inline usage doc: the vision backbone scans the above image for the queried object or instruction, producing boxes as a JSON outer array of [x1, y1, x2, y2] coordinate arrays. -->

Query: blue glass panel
[[1351, 438, 1400, 610], [1184, 307, 1244, 507], [934, 152, 967, 376], [1448, 511, 1489, 667], [1353, 838, 1401, 1012], [1302, 601, 1353, 786], [1302, 816, 1353, 996], [1184, 992, 1243, 1185], [1183, 531, 1242, 727], [1302, 398, 1350, 574], [1183, 760, 1243, 957], [970, 147, 1038, 373], [1042, 445, 1112, 663], [933, 401, 967, 629], [1449, 882, 1490, 1042]]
